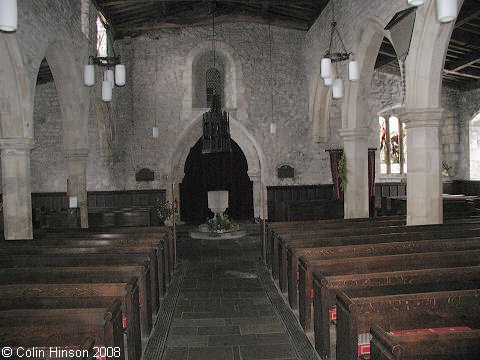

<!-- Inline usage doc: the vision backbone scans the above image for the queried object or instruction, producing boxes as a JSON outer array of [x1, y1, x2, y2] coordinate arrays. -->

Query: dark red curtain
[[368, 148, 376, 217], [368, 149, 376, 197], [328, 149, 343, 200]]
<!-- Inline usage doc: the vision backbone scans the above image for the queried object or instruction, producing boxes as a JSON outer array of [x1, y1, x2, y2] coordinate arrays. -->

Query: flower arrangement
[[442, 161, 452, 177], [207, 214, 239, 233], [155, 199, 173, 224]]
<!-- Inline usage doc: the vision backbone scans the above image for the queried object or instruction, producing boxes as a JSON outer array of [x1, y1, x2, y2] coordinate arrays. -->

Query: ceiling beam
[[443, 69, 480, 80], [445, 51, 480, 71]]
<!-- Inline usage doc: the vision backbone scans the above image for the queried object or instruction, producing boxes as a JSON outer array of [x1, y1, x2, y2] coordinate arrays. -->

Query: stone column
[[248, 171, 266, 219], [401, 109, 443, 225], [339, 128, 370, 219], [66, 149, 89, 228], [0, 138, 35, 240]]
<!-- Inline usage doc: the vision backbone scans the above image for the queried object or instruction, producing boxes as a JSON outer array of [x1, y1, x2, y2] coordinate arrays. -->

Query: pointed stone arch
[[168, 111, 267, 218], [310, 73, 333, 144], [0, 34, 34, 239]]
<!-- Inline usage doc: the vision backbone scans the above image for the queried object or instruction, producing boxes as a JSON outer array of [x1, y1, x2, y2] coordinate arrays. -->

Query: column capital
[[247, 169, 261, 182], [338, 127, 371, 141], [65, 148, 89, 160], [0, 138, 35, 151], [398, 108, 443, 129]]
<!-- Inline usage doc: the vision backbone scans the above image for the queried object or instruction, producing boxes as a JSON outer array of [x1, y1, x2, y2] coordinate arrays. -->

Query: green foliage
[[207, 214, 239, 233], [155, 199, 173, 222], [442, 161, 452, 177], [338, 153, 347, 191]]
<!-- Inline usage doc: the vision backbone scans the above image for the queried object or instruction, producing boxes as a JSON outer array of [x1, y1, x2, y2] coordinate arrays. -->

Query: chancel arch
[[168, 112, 267, 220]]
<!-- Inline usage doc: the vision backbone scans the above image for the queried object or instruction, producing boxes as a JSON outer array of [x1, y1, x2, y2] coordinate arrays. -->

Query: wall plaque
[[277, 165, 294, 179], [135, 168, 155, 182]]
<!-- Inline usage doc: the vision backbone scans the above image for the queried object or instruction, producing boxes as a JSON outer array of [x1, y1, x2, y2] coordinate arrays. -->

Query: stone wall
[[110, 23, 320, 188]]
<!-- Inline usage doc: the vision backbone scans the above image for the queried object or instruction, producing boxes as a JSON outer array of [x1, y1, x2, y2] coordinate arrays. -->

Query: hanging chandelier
[[320, 0, 359, 99], [202, 3, 231, 154], [84, 19, 125, 102], [0, 0, 17, 32], [408, 0, 458, 23]]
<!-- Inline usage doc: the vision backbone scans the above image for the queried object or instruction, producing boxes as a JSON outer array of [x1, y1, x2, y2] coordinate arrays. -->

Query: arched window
[[206, 67, 222, 108], [96, 15, 107, 57], [470, 112, 480, 180], [379, 115, 407, 175]]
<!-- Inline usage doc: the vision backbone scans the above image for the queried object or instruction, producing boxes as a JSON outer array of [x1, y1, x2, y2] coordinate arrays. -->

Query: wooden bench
[[336, 289, 480, 360], [275, 220, 480, 285], [312, 266, 480, 359], [0, 263, 152, 339], [0, 279, 142, 360], [1, 241, 167, 308], [298, 249, 480, 332], [267, 217, 405, 272], [284, 225, 480, 305], [36, 228, 175, 283], [369, 325, 480, 360], [0, 299, 125, 360]]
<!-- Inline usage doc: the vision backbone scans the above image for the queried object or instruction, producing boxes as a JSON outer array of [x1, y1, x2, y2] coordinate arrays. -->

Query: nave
[[145, 224, 317, 360]]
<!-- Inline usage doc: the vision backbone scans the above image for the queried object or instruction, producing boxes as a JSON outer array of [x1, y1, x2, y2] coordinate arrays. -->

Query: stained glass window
[[379, 115, 407, 175]]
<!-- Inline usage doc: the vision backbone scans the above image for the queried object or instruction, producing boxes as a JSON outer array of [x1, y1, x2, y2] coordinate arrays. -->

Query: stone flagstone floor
[[143, 224, 319, 360]]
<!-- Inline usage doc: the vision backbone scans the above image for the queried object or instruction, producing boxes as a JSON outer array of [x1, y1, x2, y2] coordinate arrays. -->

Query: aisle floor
[[144, 224, 319, 360]]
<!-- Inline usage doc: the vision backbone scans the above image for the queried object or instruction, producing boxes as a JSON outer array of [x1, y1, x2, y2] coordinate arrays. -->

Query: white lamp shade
[[105, 69, 114, 89], [348, 60, 359, 82], [84, 64, 95, 86], [321, 58, 332, 79], [332, 79, 343, 99], [324, 76, 334, 86], [152, 127, 159, 138], [270, 123, 277, 134], [115, 64, 126, 86], [407, 0, 424, 5], [437, 0, 457, 23], [0, 0, 17, 32], [101, 80, 112, 102]]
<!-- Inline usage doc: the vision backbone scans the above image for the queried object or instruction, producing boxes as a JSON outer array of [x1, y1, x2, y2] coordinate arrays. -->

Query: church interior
[[0, 0, 480, 359]]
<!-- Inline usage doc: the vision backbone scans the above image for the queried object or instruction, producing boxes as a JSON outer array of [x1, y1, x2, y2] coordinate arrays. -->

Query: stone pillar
[[66, 149, 89, 228], [248, 171, 266, 219], [401, 109, 443, 225], [339, 128, 370, 219], [0, 138, 35, 240]]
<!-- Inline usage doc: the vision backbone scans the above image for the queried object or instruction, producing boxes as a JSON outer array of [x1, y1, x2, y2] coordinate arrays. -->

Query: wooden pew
[[312, 266, 480, 359], [276, 221, 480, 285], [0, 264, 152, 339], [0, 241, 166, 308], [0, 249, 159, 315], [0, 279, 142, 360], [0, 299, 125, 360], [268, 218, 406, 275], [36, 229, 174, 285], [369, 325, 480, 360], [335, 289, 480, 360], [298, 249, 480, 332], [286, 227, 480, 307], [269, 216, 480, 276]]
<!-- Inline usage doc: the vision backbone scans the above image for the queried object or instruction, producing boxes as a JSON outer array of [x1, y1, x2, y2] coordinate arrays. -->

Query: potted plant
[[155, 199, 173, 226]]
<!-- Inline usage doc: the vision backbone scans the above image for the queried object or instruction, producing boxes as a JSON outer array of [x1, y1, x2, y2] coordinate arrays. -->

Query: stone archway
[[167, 112, 267, 219], [0, 34, 34, 239], [341, 17, 393, 219], [400, 0, 464, 225], [42, 41, 90, 227]]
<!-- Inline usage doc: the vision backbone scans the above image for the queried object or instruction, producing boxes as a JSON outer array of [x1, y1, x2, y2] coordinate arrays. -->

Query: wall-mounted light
[[152, 127, 159, 138], [0, 0, 17, 32], [270, 123, 277, 134]]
